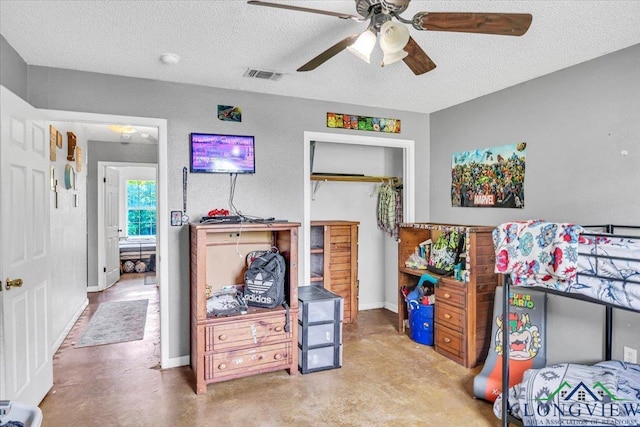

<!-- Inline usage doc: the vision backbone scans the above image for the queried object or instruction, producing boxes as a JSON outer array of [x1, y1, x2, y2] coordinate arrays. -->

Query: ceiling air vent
[[243, 68, 283, 81]]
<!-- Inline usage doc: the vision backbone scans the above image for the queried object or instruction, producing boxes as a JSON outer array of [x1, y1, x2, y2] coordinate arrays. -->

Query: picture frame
[[171, 211, 183, 226]]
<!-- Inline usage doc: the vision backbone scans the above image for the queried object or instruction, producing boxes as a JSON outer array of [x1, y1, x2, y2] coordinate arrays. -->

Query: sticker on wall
[[49, 125, 57, 161], [217, 105, 242, 122], [327, 112, 401, 133], [76, 146, 83, 172], [451, 142, 526, 208]]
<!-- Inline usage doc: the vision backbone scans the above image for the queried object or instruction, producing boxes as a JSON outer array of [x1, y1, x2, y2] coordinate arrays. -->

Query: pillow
[[427, 230, 465, 276]]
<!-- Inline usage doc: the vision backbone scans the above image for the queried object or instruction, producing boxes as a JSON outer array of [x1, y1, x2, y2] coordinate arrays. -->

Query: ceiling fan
[[247, 0, 532, 75]]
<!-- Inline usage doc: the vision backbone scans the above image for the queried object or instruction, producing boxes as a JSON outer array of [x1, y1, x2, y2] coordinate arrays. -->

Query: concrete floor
[[39, 274, 500, 426]]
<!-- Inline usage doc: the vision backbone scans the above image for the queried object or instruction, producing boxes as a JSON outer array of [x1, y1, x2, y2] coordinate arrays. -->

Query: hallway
[[39, 276, 498, 426]]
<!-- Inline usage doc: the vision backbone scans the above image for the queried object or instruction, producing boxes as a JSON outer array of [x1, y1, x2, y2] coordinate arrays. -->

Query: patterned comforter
[[493, 221, 640, 310], [494, 361, 640, 426]]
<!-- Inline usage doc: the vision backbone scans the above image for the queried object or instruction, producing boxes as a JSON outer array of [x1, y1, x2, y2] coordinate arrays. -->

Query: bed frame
[[500, 224, 640, 427]]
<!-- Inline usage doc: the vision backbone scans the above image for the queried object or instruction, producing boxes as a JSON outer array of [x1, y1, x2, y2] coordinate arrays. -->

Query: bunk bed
[[491, 222, 640, 427]]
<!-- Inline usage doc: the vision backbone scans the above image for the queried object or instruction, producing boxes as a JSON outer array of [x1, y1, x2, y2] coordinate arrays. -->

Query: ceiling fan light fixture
[[346, 29, 377, 64], [108, 124, 137, 134], [379, 21, 410, 67], [382, 49, 409, 67]]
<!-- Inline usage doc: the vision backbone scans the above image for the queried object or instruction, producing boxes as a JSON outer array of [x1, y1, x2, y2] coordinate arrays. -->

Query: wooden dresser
[[397, 223, 498, 368], [309, 221, 359, 323], [189, 221, 300, 394]]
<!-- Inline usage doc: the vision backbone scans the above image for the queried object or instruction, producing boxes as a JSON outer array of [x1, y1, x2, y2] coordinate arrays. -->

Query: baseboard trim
[[163, 355, 190, 369], [358, 302, 385, 311], [86, 285, 100, 293], [52, 298, 88, 353], [384, 302, 398, 313]]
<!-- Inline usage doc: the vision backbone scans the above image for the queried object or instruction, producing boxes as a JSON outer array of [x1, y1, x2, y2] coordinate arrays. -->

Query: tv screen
[[190, 133, 255, 174]]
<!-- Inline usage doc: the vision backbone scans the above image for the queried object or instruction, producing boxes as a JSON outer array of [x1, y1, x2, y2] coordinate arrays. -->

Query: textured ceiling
[[2, 1, 640, 116]]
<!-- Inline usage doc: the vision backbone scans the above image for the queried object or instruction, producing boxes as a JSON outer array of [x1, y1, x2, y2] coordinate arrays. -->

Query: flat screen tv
[[190, 133, 255, 174]]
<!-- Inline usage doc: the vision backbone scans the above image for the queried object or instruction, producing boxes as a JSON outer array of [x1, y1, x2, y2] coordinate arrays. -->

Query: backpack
[[243, 249, 286, 309], [427, 230, 466, 276]]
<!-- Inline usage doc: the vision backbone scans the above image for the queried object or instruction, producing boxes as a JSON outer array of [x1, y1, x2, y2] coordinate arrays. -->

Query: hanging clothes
[[377, 182, 403, 238]]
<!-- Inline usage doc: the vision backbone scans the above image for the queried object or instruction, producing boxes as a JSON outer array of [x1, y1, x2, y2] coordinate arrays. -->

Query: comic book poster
[[451, 143, 526, 208]]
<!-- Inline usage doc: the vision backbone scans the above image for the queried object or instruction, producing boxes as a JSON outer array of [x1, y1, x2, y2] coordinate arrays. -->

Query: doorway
[[96, 162, 158, 292], [40, 109, 171, 368], [302, 131, 415, 314]]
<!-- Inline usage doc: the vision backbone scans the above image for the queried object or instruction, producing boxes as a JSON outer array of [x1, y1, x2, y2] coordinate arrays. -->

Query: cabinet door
[[326, 225, 355, 322]]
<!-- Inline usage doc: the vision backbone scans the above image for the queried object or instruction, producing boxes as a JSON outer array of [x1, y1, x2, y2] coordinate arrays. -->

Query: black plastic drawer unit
[[298, 285, 343, 374]]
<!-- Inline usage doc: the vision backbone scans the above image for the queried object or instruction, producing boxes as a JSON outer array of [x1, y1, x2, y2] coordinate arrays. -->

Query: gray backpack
[[244, 250, 286, 309]]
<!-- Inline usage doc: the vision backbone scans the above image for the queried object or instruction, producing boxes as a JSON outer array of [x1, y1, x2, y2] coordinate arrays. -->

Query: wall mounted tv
[[190, 133, 255, 174]]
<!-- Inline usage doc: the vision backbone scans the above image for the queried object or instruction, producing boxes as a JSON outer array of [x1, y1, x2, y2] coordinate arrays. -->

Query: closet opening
[[303, 131, 415, 317]]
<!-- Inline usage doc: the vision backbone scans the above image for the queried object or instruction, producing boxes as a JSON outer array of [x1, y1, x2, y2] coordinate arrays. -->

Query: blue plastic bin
[[407, 300, 434, 346]]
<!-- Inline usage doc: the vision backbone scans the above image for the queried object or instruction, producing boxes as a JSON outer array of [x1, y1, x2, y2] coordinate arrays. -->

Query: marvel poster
[[451, 143, 526, 208]]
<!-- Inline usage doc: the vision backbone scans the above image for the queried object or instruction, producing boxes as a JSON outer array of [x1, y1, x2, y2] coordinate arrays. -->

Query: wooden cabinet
[[310, 221, 359, 323], [190, 221, 300, 394], [397, 223, 498, 368]]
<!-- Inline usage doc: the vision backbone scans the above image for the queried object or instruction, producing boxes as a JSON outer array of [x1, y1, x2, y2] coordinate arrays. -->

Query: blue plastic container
[[407, 300, 434, 346]]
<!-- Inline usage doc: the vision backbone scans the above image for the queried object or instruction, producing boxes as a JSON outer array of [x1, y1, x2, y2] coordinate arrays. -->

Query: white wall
[[49, 121, 88, 350]]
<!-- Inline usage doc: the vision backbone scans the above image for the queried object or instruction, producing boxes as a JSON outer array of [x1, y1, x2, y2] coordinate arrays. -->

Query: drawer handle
[[274, 326, 283, 332], [218, 334, 227, 341], [444, 313, 452, 319], [443, 293, 451, 299], [218, 363, 227, 370], [443, 337, 452, 343], [274, 353, 283, 360], [423, 322, 430, 328]]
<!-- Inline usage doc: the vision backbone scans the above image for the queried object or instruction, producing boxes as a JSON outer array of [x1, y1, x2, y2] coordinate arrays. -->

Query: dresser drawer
[[204, 342, 292, 381], [204, 314, 291, 352], [435, 301, 464, 333], [435, 283, 465, 308], [434, 323, 464, 358]]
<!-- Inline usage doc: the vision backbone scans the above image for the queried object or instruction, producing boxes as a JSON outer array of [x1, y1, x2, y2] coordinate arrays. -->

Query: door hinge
[[103, 177, 106, 183], [104, 267, 107, 273]]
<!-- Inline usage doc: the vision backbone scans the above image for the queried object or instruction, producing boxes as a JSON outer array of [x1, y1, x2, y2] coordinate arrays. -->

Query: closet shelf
[[310, 174, 400, 198], [310, 174, 399, 183]]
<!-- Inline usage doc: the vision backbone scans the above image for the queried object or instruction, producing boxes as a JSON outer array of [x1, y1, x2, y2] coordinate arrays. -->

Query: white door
[[105, 167, 120, 288], [0, 86, 53, 404]]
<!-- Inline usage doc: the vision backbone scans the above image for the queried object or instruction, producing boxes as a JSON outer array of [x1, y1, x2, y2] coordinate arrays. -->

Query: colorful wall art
[[326, 112, 401, 133], [451, 143, 526, 208], [217, 105, 242, 122]]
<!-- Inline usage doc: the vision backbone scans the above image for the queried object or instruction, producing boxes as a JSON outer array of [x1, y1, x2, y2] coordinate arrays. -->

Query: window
[[127, 180, 156, 236]]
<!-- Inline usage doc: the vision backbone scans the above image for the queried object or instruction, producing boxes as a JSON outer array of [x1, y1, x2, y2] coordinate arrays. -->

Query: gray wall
[[26, 66, 430, 360], [0, 35, 27, 100], [430, 43, 640, 364], [86, 140, 158, 287]]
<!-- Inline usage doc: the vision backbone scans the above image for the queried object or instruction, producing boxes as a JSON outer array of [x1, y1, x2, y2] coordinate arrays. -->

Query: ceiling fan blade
[[297, 34, 360, 72], [247, 1, 361, 20], [402, 37, 436, 75], [414, 12, 532, 36]]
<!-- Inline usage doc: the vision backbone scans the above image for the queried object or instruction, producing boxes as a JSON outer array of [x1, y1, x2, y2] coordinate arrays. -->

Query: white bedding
[[570, 235, 640, 310]]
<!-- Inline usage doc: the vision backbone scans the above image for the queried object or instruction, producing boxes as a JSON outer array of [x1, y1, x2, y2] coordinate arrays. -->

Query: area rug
[[76, 299, 148, 348], [144, 272, 156, 286]]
